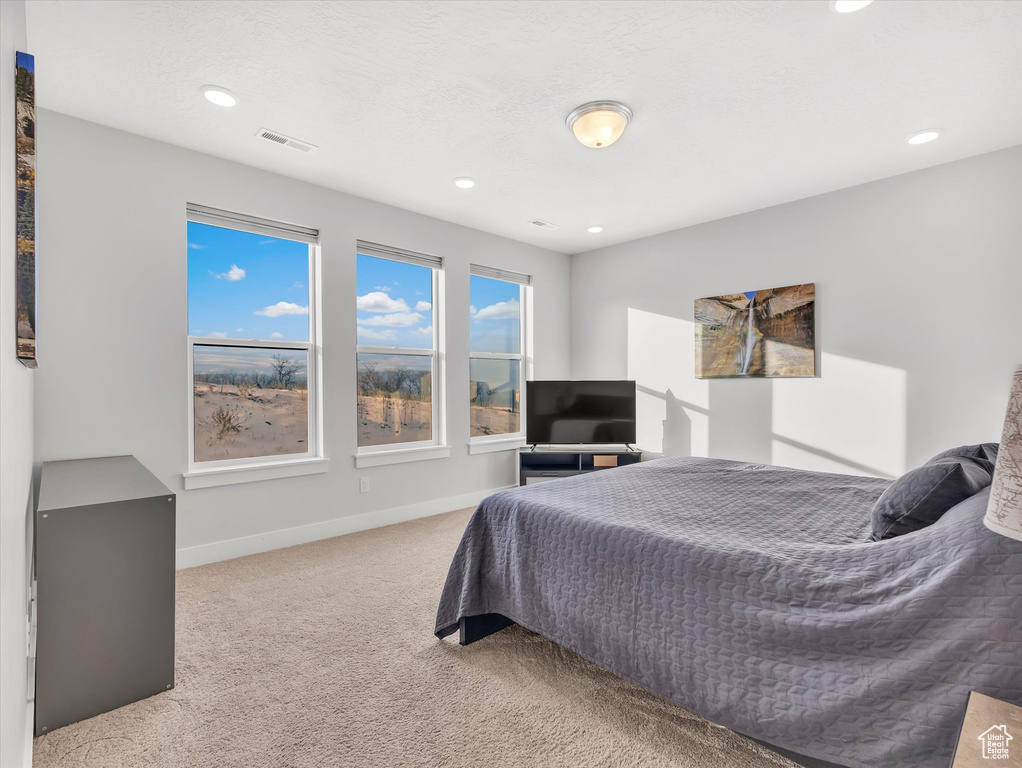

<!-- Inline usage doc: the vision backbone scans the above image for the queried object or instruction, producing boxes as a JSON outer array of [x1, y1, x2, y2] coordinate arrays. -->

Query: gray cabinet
[[35, 456, 175, 735]]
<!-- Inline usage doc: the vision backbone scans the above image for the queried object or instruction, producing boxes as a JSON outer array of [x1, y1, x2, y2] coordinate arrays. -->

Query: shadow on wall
[[627, 308, 907, 478]]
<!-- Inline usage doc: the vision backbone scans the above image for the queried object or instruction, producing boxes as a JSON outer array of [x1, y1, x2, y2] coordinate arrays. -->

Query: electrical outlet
[[359, 477, 369, 494]]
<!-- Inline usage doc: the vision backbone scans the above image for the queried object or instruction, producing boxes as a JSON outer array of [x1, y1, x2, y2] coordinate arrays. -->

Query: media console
[[518, 446, 642, 486]]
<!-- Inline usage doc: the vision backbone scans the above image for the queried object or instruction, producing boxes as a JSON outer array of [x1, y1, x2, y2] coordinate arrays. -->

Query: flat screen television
[[526, 380, 636, 445]]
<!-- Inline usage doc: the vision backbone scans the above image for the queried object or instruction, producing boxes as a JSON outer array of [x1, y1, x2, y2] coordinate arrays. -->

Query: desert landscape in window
[[193, 349, 309, 462]]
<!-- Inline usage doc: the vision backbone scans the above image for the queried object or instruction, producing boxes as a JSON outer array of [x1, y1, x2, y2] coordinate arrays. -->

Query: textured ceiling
[[25, 0, 1022, 253]]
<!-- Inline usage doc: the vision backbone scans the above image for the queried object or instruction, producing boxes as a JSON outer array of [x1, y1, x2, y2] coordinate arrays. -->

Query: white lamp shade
[[566, 101, 632, 149], [985, 366, 1022, 541]]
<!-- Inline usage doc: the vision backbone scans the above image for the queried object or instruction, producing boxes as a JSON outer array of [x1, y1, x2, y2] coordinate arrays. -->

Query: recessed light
[[831, 0, 874, 13], [201, 85, 238, 107], [587, 225, 604, 234], [906, 129, 941, 145], [566, 101, 633, 149], [453, 177, 476, 189]]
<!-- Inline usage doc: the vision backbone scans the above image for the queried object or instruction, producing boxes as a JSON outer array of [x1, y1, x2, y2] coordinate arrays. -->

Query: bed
[[434, 456, 1022, 768]]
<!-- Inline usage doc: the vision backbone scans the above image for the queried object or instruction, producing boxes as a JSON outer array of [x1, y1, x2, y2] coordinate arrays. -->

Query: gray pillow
[[870, 454, 994, 541], [927, 443, 999, 470]]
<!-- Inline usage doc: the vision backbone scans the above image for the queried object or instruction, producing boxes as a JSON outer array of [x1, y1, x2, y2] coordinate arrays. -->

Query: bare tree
[[270, 354, 302, 389], [357, 360, 382, 395]]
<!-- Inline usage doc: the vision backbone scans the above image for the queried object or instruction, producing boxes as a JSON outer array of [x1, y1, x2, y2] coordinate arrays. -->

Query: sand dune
[[355, 394, 520, 446], [193, 382, 308, 462]]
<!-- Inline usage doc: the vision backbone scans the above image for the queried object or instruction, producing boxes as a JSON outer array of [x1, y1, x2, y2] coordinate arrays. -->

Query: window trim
[[185, 209, 323, 483], [354, 443, 452, 468], [355, 244, 445, 458], [183, 456, 330, 490], [357, 240, 443, 269], [467, 435, 527, 455], [470, 264, 531, 286], [187, 203, 318, 244], [468, 267, 531, 445]]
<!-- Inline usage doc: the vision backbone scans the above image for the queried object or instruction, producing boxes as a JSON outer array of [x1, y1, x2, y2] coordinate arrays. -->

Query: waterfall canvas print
[[15, 51, 37, 367], [695, 283, 815, 378]]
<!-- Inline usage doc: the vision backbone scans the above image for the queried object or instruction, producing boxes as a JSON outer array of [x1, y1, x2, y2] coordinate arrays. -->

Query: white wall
[[1, 2, 35, 765], [33, 111, 570, 561], [571, 146, 1022, 478]]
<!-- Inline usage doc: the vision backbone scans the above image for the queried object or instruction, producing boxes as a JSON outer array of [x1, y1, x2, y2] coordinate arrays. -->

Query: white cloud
[[255, 301, 309, 318], [235, 328, 243, 333], [188, 243, 204, 250], [469, 305, 478, 316], [415, 300, 432, 311], [374, 285, 393, 292], [356, 292, 410, 313], [289, 281, 305, 291], [212, 264, 246, 281], [357, 312, 423, 328], [475, 298, 520, 321], [358, 328, 398, 342], [208, 331, 228, 339], [270, 332, 284, 339], [413, 325, 433, 336]]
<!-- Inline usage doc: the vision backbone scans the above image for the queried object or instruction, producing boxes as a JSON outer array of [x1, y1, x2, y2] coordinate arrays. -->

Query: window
[[186, 205, 321, 476], [356, 242, 443, 455], [469, 266, 530, 441]]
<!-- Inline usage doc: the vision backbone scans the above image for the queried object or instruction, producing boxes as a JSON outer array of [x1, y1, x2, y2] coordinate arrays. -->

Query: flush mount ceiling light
[[906, 128, 941, 145], [830, 0, 874, 12], [587, 225, 604, 234], [566, 101, 633, 149], [201, 85, 238, 107], [453, 177, 476, 189]]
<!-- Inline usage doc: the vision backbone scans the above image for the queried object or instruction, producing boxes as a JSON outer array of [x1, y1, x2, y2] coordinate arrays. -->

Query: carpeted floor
[[33, 508, 799, 768]]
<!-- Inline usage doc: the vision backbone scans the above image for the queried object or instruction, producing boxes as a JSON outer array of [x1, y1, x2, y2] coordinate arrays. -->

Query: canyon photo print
[[694, 283, 815, 379]]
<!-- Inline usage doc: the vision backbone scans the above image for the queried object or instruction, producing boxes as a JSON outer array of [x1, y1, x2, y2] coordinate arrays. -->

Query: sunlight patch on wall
[[771, 352, 907, 477], [627, 308, 709, 456], [633, 390, 665, 454]]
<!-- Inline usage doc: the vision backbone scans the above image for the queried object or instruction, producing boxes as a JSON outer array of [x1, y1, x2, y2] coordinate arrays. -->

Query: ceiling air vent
[[529, 219, 559, 230], [256, 128, 318, 154]]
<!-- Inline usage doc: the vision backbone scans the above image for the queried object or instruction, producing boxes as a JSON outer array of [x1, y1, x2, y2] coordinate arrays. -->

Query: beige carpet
[[33, 508, 799, 768]]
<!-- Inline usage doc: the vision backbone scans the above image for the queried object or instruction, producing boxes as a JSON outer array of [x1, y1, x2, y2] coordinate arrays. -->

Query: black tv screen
[[526, 380, 636, 445]]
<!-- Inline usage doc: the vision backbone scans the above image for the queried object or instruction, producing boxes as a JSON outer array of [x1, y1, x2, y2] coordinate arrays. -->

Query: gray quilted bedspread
[[435, 456, 1022, 768]]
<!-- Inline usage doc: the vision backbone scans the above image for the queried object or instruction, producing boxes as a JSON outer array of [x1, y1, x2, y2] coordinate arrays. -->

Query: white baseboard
[[175, 485, 512, 569]]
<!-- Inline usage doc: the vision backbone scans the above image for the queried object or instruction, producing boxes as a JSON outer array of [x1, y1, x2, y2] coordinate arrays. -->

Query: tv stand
[[518, 446, 642, 487]]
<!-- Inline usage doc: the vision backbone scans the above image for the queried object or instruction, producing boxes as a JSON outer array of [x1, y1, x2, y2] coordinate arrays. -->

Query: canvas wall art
[[15, 51, 37, 367], [695, 283, 815, 378]]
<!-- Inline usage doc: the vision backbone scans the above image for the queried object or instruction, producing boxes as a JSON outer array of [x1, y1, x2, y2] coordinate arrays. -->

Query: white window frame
[[183, 204, 326, 489], [355, 242, 447, 467], [468, 265, 532, 453]]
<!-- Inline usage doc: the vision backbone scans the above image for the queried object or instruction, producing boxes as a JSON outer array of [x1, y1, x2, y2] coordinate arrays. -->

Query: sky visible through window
[[470, 275, 520, 354], [356, 254, 434, 349], [187, 222, 310, 343], [469, 275, 523, 437]]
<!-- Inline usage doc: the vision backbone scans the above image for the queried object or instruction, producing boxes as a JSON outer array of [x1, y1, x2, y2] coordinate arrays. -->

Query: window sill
[[468, 436, 527, 455], [354, 444, 452, 468], [183, 457, 329, 490]]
